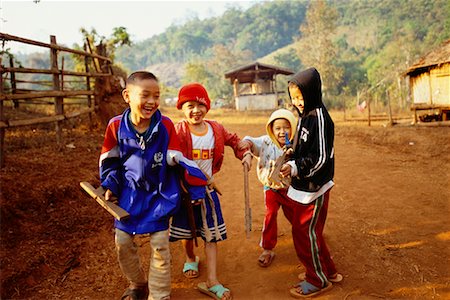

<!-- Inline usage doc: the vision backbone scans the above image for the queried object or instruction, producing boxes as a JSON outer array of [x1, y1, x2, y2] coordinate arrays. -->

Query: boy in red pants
[[280, 68, 342, 298]]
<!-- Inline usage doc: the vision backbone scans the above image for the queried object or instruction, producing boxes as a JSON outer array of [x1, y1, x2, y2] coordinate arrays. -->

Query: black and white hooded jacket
[[286, 67, 335, 204]]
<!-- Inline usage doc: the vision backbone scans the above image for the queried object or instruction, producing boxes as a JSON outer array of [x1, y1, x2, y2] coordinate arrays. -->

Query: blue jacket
[[100, 108, 206, 234]]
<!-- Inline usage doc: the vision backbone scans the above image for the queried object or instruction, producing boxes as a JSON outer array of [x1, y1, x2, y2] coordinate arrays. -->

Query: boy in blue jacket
[[100, 71, 206, 300]]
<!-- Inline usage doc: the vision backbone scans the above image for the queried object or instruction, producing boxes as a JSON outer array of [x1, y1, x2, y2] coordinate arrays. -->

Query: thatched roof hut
[[404, 40, 450, 121], [225, 62, 294, 111]]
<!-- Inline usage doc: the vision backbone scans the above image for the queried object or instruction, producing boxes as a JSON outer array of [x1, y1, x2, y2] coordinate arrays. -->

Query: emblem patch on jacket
[[300, 127, 309, 142], [152, 152, 163, 168]]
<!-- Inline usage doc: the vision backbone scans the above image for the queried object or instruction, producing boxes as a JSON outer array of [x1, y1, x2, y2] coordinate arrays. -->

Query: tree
[[296, 0, 343, 102], [183, 44, 253, 103], [78, 27, 131, 61]]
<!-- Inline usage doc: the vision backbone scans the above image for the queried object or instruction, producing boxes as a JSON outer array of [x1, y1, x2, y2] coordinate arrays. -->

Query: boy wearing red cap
[[169, 83, 248, 300]]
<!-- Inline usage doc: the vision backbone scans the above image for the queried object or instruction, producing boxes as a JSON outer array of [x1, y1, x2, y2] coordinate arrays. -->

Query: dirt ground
[[1, 95, 449, 300]]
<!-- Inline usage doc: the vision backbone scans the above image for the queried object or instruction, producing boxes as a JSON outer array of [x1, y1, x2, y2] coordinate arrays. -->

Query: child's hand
[[238, 140, 252, 151], [280, 164, 292, 178], [242, 153, 252, 170], [104, 189, 114, 201]]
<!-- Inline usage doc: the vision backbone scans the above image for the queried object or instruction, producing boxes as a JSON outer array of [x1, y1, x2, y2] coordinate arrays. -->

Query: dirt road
[[1, 108, 449, 299]]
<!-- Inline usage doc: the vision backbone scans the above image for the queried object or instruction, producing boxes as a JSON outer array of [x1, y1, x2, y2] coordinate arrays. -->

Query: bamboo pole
[[0, 56, 4, 168], [50, 35, 63, 145], [0, 90, 94, 101], [5, 107, 95, 127], [387, 89, 393, 126], [85, 38, 99, 72], [0, 33, 111, 62], [9, 56, 18, 109], [0, 67, 111, 77], [61, 56, 65, 90], [84, 43, 93, 127]]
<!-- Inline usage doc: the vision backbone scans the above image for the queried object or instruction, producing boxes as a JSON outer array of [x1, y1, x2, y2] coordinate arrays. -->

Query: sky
[[0, 0, 256, 54]]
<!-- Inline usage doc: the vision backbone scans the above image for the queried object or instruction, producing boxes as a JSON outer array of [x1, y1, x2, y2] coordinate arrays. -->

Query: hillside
[[8, 0, 450, 107]]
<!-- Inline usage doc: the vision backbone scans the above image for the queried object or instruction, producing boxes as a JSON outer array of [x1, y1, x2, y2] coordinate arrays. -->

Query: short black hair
[[126, 71, 158, 86]]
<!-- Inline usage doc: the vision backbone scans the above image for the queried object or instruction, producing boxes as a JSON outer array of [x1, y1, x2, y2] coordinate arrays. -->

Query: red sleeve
[[101, 116, 121, 155], [222, 123, 246, 160], [162, 116, 181, 152]]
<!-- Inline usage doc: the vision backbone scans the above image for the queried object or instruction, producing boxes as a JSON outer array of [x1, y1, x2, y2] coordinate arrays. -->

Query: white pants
[[115, 228, 171, 300]]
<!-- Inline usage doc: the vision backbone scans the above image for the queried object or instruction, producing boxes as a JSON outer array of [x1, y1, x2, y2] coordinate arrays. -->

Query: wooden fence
[[0, 32, 115, 167]]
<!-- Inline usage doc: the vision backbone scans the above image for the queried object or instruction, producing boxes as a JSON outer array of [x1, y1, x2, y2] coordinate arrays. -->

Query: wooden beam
[[9, 56, 18, 109], [5, 107, 95, 128], [8, 115, 65, 127], [79, 182, 130, 221], [0, 33, 111, 62], [65, 107, 95, 119], [0, 90, 95, 101], [0, 67, 111, 77], [51, 35, 63, 129], [0, 56, 4, 168]]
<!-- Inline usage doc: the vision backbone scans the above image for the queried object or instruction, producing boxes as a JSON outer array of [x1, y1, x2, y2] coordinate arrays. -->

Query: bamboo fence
[[0, 32, 114, 167]]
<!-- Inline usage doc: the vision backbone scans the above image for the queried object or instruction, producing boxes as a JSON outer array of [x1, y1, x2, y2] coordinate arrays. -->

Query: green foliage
[[296, 0, 343, 103], [9, 0, 450, 110], [182, 45, 253, 104], [115, 1, 308, 70], [273, 48, 302, 71]]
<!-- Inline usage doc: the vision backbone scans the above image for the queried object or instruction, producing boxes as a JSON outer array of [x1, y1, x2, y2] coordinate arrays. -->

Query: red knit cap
[[176, 83, 211, 111]]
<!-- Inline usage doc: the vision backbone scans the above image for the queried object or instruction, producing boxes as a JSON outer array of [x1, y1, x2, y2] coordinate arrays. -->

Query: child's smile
[[123, 78, 160, 124], [272, 119, 291, 147], [182, 101, 207, 126]]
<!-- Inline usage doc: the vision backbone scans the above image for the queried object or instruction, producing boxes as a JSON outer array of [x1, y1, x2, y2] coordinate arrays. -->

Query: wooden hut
[[404, 40, 450, 122], [224, 62, 294, 111]]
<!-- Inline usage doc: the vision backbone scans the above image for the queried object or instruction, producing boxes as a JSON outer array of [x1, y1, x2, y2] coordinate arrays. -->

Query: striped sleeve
[[162, 117, 182, 167], [99, 116, 122, 196], [306, 108, 327, 177], [295, 108, 328, 178]]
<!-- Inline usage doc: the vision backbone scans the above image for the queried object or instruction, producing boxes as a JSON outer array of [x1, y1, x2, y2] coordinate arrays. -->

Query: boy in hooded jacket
[[279, 68, 342, 298], [99, 71, 207, 300], [240, 109, 297, 268]]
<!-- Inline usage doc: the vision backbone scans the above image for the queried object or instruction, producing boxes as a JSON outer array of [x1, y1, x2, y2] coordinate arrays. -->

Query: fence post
[[0, 57, 5, 168], [387, 89, 393, 126], [50, 35, 63, 145], [83, 43, 93, 127], [9, 56, 18, 109], [367, 96, 371, 127]]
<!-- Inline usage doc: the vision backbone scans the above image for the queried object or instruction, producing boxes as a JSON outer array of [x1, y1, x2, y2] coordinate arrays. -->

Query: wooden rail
[[0, 33, 115, 167]]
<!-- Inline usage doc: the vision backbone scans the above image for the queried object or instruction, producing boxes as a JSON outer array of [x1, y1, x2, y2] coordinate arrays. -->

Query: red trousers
[[260, 188, 295, 250], [292, 191, 337, 288]]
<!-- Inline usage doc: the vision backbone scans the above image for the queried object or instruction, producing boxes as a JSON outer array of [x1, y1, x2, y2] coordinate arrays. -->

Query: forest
[[6, 0, 450, 110]]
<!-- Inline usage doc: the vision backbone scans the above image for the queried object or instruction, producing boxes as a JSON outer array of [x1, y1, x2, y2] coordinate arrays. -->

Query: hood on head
[[266, 109, 297, 148], [288, 67, 322, 115]]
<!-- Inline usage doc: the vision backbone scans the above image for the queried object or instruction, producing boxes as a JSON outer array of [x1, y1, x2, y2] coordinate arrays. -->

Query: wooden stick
[[80, 182, 130, 221], [243, 163, 251, 239]]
